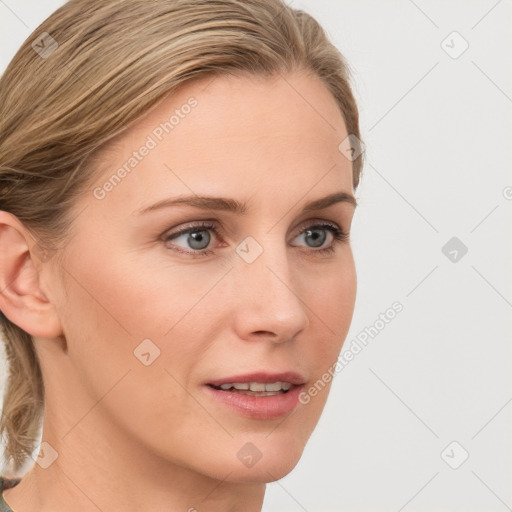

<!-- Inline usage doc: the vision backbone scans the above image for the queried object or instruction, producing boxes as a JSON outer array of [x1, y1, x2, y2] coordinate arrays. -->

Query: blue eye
[[295, 223, 349, 254], [162, 221, 349, 258], [163, 222, 219, 256], [170, 225, 213, 251]]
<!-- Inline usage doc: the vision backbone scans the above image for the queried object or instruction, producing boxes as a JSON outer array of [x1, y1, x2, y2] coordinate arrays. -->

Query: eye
[[291, 222, 349, 255], [162, 221, 349, 257], [162, 222, 221, 256]]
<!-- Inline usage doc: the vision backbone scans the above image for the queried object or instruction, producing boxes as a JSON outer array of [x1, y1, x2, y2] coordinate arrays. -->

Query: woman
[[0, 0, 364, 510]]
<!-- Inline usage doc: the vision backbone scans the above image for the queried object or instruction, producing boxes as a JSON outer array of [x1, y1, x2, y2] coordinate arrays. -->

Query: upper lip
[[206, 371, 306, 387]]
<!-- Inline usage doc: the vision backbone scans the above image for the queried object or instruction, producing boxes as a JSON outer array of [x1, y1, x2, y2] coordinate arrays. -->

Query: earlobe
[[0, 211, 63, 339]]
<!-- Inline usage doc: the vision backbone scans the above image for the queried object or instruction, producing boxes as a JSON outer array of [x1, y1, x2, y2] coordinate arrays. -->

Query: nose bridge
[[231, 231, 309, 341]]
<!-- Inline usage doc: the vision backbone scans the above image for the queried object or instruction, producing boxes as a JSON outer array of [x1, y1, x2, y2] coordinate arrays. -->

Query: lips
[[206, 371, 306, 388], [203, 371, 307, 419]]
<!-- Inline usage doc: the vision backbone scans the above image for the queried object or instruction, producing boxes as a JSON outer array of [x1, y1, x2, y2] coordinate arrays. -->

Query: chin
[[224, 452, 304, 484], [206, 433, 308, 484]]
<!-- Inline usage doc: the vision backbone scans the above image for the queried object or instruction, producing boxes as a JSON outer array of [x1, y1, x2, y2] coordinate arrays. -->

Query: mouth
[[203, 371, 306, 420], [206, 381, 295, 396]]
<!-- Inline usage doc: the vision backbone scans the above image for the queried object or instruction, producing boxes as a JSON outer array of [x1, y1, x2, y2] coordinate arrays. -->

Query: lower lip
[[203, 384, 304, 420]]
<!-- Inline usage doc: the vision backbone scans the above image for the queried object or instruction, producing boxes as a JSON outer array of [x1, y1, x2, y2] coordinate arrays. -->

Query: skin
[[0, 69, 357, 512]]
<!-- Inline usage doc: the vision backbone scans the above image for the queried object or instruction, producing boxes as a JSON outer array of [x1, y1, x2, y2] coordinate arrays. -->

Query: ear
[[0, 210, 63, 339]]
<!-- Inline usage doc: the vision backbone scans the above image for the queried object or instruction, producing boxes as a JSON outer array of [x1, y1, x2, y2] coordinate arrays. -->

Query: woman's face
[[42, 70, 357, 483]]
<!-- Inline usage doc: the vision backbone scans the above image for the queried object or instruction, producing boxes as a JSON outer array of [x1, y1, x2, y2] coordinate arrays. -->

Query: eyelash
[[162, 221, 349, 258]]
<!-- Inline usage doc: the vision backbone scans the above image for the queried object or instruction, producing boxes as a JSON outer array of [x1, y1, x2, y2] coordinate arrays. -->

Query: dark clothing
[[0, 476, 21, 512]]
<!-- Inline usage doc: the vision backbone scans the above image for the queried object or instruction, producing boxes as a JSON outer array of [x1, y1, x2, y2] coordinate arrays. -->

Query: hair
[[0, 0, 364, 475]]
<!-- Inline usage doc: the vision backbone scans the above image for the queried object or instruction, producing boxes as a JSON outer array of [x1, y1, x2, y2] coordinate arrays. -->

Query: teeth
[[216, 381, 292, 392], [264, 382, 282, 392]]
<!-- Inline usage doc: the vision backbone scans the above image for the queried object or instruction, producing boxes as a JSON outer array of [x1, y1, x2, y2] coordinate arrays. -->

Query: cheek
[[60, 239, 224, 341], [285, 253, 356, 413], [303, 252, 357, 346], [55, 253, 213, 460], [56, 244, 230, 410]]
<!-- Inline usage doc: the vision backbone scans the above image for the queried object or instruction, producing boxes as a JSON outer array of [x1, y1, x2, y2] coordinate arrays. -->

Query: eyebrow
[[137, 191, 357, 215]]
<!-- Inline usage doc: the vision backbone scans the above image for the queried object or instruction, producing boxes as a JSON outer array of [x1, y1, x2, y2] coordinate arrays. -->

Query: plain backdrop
[[1, 1, 511, 511]]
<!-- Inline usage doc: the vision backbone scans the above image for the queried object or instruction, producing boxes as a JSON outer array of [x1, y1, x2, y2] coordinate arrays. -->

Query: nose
[[230, 235, 310, 344]]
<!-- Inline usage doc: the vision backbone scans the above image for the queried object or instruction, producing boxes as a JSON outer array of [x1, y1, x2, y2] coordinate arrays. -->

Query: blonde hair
[[0, 0, 364, 475]]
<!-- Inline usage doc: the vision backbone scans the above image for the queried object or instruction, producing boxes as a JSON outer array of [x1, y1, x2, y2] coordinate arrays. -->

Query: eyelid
[[161, 221, 219, 242], [294, 217, 339, 233], [161, 217, 349, 256], [162, 217, 343, 239]]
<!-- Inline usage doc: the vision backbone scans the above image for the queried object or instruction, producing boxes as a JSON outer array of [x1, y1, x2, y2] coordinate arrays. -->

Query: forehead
[[86, 70, 353, 215]]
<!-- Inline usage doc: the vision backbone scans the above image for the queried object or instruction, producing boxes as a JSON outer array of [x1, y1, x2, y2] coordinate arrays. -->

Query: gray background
[[1, 1, 511, 510]]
